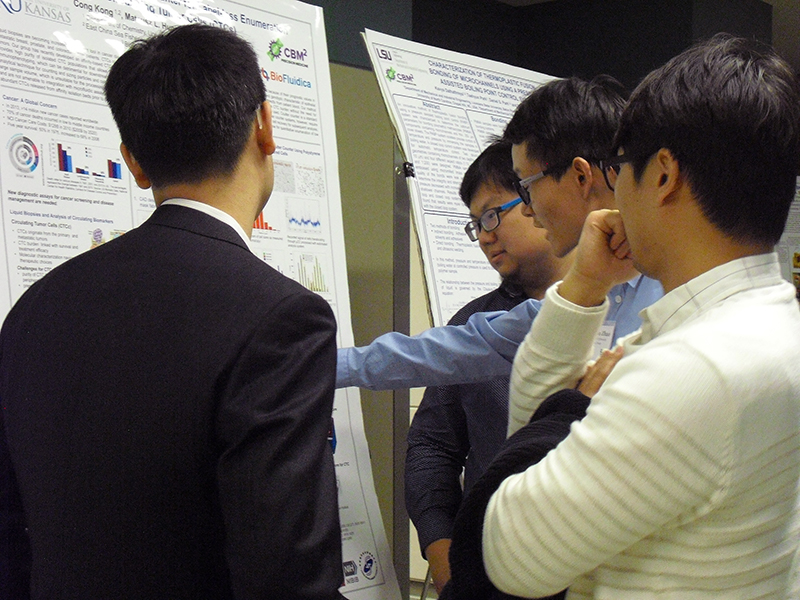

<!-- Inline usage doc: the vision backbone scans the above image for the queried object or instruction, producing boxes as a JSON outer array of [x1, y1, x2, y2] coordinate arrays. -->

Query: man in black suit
[[0, 24, 344, 599]]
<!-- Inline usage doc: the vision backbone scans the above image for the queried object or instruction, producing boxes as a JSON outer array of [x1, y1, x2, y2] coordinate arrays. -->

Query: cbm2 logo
[[385, 67, 414, 84], [268, 38, 308, 63], [377, 48, 392, 61], [268, 39, 284, 61], [1, 0, 22, 13]]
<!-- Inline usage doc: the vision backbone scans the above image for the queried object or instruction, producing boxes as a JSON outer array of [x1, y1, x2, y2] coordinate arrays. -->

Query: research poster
[[776, 177, 800, 301], [363, 29, 555, 325], [0, 1, 399, 597]]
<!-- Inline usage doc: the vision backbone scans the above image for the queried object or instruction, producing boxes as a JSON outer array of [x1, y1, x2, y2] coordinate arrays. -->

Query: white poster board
[[0, 1, 398, 597], [363, 29, 555, 326]]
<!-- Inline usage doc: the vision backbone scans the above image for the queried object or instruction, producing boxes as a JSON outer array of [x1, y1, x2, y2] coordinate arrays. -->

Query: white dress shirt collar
[[639, 252, 780, 343], [160, 198, 253, 252]]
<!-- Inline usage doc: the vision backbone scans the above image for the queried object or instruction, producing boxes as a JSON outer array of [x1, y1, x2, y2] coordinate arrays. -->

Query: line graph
[[286, 199, 322, 231]]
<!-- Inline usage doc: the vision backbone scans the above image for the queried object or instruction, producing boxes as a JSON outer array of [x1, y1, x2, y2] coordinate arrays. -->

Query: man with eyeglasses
[[336, 77, 662, 392], [405, 139, 570, 593], [484, 36, 800, 598]]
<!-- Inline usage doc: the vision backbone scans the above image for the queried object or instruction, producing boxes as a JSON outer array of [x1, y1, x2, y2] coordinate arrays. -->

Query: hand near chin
[[558, 209, 639, 307]]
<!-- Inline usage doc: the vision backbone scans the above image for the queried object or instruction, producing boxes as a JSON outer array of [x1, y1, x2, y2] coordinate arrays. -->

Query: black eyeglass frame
[[513, 163, 568, 206], [599, 154, 633, 192], [464, 196, 523, 242]]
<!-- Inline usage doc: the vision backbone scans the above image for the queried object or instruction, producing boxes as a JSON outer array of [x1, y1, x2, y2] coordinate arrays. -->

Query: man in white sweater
[[483, 35, 800, 599]]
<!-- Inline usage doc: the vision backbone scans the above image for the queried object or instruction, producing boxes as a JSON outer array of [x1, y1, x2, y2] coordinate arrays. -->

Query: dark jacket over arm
[[439, 389, 591, 600], [406, 284, 526, 554]]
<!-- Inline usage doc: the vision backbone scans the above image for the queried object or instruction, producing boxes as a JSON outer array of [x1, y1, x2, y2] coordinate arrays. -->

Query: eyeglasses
[[513, 165, 562, 206], [464, 197, 523, 242], [599, 154, 633, 191]]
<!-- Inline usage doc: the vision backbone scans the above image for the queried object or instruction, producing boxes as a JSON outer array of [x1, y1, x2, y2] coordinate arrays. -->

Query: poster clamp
[[392, 144, 411, 600], [397, 162, 415, 178]]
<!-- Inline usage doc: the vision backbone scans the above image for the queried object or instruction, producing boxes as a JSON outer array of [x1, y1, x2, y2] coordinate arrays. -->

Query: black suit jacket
[[0, 205, 344, 599]]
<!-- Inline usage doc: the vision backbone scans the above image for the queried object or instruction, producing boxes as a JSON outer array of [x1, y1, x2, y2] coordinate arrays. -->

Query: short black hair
[[615, 34, 800, 246], [503, 76, 627, 179], [459, 138, 518, 208], [104, 24, 266, 188]]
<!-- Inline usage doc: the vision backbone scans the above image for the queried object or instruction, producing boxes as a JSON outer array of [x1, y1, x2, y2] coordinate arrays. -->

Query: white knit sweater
[[484, 254, 800, 599]]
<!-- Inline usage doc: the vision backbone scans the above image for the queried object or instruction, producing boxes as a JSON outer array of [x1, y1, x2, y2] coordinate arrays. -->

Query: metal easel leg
[[419, 563, 433, 600]]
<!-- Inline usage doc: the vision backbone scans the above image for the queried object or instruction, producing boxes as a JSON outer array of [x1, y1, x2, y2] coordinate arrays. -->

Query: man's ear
[[653, 148, 681, 204], [255, 101, 276, 156], [120, 144, 152, 190], [572, 156, 594, 197]]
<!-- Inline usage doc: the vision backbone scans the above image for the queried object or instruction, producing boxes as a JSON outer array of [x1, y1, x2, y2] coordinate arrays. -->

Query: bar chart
[[53, 142, 123, 179], [253, 211, 276, 231], [294, 253, 328, 293]]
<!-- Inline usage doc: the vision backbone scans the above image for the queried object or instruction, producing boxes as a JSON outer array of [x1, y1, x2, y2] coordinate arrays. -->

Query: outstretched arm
[[336, 299, 542, 390]]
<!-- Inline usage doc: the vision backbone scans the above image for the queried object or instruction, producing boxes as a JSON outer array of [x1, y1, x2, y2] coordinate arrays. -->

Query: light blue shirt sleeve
[[336, 276, 663, 391], [336, 298, 542, 390]]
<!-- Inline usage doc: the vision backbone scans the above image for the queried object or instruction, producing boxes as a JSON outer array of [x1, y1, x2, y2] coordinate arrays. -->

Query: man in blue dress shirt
[[405, 139, 570, 592], [337, 77, 662, 392]]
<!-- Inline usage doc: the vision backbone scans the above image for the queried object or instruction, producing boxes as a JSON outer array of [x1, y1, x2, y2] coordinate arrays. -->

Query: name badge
[[592, 321, 616, 359]]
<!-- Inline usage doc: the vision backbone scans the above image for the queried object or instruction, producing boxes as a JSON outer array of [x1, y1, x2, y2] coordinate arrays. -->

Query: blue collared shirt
[[336, 276, 663, 390]]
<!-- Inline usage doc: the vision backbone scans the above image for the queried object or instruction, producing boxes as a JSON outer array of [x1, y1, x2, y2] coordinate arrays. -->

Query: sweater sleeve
[[484, 339, 730, 598], [508, 283, 608, 436]]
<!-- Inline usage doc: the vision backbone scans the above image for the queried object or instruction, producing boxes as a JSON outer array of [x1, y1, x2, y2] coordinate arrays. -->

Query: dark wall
[[412, 0, 771, 91], [406, 0, 520, 67], [513, 0, 693, 90], [301, 0, 412, 68], [303, 0, 771, 88], [693, 0, 771, 43]]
